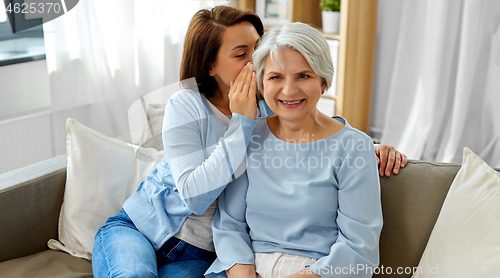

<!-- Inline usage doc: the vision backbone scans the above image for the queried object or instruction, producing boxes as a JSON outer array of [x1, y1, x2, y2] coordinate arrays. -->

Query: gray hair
[[253, 22, 334, 94]]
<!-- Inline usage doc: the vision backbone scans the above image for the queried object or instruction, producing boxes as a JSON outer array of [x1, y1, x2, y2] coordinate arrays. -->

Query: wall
[[0, 60, 51, 119], [0, 60, 53, 174]]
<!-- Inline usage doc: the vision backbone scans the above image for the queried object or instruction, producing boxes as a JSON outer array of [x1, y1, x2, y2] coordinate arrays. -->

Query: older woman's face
[[262, 48, 326, 122]]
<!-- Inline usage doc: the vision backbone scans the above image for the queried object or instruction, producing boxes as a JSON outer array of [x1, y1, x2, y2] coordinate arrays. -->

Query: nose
[[281, 79, 298, 96]]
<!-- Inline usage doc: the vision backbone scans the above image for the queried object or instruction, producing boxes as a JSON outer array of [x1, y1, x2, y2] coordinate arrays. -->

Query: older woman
[[206, 22, 383, 278]]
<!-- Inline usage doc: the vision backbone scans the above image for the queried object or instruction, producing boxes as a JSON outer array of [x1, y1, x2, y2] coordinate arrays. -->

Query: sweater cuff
[[231, 113, 257, 146], [205, 260, 254, 278]]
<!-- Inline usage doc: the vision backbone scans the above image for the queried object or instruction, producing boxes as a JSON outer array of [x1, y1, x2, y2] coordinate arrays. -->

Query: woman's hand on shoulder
[[229, 62, 258, 120], [375, 145, 407, 177], [226, 263, 257, 278]]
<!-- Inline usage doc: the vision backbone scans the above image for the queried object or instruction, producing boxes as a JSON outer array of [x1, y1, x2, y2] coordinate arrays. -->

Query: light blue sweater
[[206, 117, 383, 278], [122, 89, 273, 250]]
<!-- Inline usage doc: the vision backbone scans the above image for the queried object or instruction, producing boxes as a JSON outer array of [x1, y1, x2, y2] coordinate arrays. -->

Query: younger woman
[[92, 6, 266, 278]]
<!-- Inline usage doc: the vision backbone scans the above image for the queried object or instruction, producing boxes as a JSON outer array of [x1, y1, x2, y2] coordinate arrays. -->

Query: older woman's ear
[[321, 78, 327, 94], [256, 89, 264, 100]]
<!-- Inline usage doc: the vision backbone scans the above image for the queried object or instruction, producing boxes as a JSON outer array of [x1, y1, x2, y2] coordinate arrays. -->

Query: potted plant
[[320, 0, 341, 34]]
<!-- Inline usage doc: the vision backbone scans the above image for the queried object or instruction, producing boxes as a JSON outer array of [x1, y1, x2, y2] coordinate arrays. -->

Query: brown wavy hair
[[180, 6, 264, 98]]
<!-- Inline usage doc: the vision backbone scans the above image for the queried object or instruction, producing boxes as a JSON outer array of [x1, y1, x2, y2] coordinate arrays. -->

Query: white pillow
[[47, 118, 164, 260], [146, 103, 166, 150], [412, 148, 500, 278]]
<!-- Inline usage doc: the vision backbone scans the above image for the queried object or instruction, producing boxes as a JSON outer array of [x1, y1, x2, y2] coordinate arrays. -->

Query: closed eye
[[236, 53, 246, 58]]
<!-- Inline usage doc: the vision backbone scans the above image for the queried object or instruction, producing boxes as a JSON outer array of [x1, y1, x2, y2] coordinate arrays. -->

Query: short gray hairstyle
[[253, 22, 334, 94]]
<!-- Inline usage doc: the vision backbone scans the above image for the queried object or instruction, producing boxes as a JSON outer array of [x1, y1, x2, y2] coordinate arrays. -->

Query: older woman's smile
[[279, 99, 304, 107]]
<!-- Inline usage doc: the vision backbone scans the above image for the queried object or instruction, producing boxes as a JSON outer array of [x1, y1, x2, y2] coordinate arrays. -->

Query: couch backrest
[[375, 160, 461, 277], [0, 155, 67, 263]]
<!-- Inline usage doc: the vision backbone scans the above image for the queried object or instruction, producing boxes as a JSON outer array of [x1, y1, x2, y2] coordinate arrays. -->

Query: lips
[[279, 99, 304, 108]]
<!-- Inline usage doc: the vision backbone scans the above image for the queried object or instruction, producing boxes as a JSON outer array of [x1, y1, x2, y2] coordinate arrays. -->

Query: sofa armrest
[[0, 155, 67, 263]]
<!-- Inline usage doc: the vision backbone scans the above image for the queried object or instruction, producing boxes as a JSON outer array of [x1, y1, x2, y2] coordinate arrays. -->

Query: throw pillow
[[412, 148, 500, 277], [127, 102, 165, 151], [47, 118, 164, 260]]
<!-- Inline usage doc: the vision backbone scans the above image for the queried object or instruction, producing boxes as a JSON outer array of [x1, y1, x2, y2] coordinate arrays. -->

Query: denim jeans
[[92, 209, 216, 278]]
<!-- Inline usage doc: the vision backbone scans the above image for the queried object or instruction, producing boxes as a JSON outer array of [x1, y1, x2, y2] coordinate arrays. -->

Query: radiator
[[0, 110, 54, 175]]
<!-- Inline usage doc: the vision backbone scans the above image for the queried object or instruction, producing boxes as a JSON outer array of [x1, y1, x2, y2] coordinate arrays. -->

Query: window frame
[[0, 0, 45, 67]]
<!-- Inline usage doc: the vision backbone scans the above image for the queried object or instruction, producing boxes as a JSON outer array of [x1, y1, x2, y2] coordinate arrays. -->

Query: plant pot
[[322, 11, 340, 34]]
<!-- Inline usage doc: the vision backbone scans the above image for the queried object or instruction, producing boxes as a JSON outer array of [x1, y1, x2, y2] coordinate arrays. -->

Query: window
[[0, 1, 45, 66], [0, 4, 7, 23]]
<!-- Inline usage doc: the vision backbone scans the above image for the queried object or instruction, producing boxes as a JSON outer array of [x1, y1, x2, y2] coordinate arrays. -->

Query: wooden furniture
[[239, 0, 378, 133]]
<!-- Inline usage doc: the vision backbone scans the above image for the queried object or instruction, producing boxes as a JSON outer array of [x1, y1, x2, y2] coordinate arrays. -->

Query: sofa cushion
[[413, 148, 500, 277], [0, 250, 92, 278], [48, 118, 164, 260], [375, 160, 460, 277]]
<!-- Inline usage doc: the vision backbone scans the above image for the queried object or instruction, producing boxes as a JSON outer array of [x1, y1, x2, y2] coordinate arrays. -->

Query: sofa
[[0, 140, 496, 277]]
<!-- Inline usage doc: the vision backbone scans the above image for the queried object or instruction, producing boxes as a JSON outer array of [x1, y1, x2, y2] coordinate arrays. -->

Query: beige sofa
[[0, 152, 483, 277]]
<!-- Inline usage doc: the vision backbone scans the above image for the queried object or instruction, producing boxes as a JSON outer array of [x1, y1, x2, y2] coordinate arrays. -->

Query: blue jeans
[[92, 209, 216, 278]]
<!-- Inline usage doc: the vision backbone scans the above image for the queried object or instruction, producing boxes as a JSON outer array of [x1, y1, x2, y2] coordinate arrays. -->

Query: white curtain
[[380, 0, 500, 167], [43, 0, 234, 155]]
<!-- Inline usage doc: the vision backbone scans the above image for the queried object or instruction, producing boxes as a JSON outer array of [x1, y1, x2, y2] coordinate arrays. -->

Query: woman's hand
[[375, 145, 407, 177], [229, 62, 258, 120], [226, 263, 257, 278]]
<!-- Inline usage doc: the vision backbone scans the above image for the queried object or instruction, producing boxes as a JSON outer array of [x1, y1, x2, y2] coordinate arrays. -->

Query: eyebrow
[[231, 38, 261, 51], [296, 70, 315, 75], [265, 70, 315, 76], [266, 71, 282, 76]]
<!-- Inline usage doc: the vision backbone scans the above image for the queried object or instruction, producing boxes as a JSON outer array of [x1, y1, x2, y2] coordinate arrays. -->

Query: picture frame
[[255, 0, 291, 26]]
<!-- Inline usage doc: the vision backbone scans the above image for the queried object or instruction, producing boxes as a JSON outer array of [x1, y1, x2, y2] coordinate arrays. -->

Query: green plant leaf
[[320, 0, 341, 12]]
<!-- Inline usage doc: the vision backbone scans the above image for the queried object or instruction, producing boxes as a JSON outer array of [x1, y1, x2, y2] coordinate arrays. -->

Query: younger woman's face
[[209, 21, 260, 95]]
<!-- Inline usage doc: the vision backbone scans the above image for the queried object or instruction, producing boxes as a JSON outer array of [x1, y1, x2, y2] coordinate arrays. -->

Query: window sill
[[0, 37, 45, 67]]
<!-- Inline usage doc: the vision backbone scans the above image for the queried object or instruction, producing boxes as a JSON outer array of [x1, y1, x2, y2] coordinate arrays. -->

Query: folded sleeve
[[308, 136, 383, 278], [205, 172, 254, 277], [258, 99, 274, 117], [162, 91, 256, 215]]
